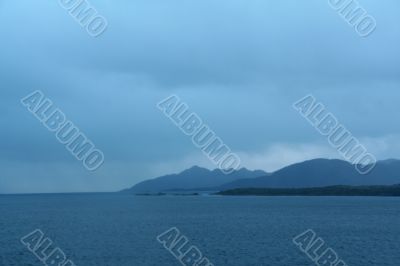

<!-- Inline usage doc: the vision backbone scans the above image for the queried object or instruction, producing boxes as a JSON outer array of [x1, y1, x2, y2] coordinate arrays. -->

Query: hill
[[217, 159, 400, 190], [121, 166, 267, 193]]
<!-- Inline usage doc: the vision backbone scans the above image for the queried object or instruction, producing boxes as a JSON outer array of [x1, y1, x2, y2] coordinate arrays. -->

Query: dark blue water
[[0, 194, 399, 265]]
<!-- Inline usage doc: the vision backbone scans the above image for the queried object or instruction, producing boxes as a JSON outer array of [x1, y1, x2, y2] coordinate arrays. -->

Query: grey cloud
[[0, 0, 399, 192]]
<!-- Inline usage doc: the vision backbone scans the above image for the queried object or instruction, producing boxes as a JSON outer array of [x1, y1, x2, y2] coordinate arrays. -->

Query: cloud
[[0, 0, 399, 192]]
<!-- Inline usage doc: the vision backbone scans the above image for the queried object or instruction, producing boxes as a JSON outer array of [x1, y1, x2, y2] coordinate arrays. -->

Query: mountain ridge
[[122, 158, 400, 193], [121, 166, 268, 193], [217, 158, 400, 190]]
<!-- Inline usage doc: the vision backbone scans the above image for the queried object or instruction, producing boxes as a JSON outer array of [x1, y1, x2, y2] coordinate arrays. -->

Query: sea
[[0, 193, 399, 265]]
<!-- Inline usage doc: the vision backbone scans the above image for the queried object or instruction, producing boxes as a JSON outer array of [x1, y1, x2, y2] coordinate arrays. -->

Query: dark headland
[[216, 185, 400, 197]]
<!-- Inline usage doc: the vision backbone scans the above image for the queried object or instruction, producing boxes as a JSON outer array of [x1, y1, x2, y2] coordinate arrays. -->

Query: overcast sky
[[0, 0, 399, 193]]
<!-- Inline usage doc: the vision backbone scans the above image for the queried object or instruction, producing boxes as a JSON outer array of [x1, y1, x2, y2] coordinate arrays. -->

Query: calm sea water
[[0, 194, 399, 265]]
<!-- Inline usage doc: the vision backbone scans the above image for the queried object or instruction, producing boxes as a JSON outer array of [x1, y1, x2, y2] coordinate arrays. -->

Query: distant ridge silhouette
[[217, 159, 400, 190], [122, 159, 400, 193], [121, 166, 267, 193]]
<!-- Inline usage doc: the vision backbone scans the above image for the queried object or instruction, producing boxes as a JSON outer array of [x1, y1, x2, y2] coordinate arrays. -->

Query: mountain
[[217, 159, 400, 190], [121, 166, 268, 193], [122, 159, 400, 194]]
